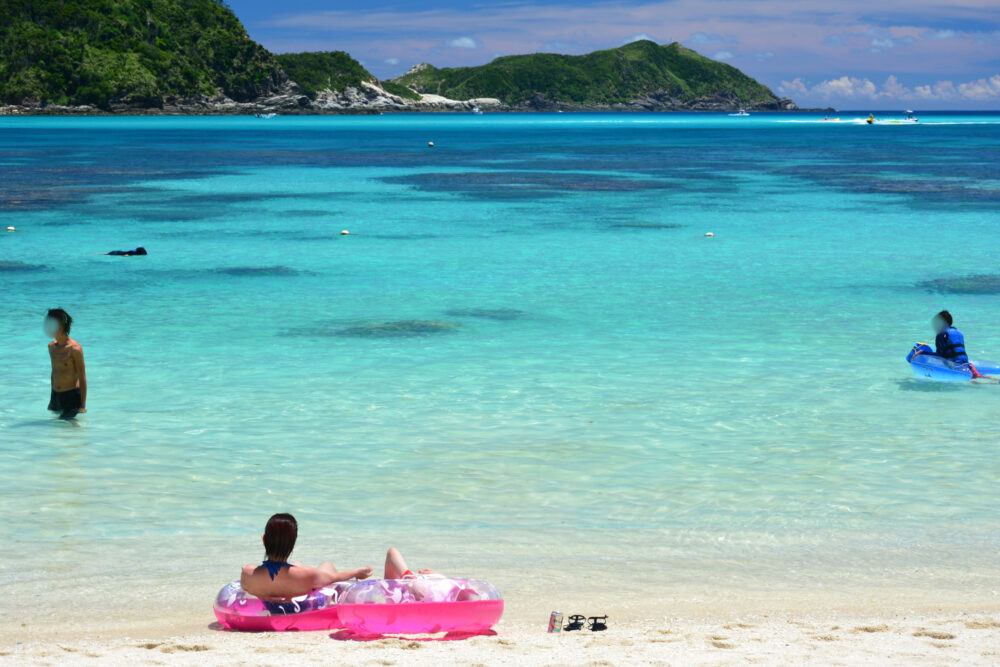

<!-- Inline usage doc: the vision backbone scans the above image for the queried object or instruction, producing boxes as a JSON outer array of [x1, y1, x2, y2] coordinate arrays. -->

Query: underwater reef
[[445, 308, 525, 321], [334, 320, 459, 338], [918, 274, 1000, 295]]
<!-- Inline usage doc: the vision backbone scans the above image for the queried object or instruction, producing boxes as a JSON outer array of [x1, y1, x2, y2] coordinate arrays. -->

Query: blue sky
[[229, 0, 1000, 109]]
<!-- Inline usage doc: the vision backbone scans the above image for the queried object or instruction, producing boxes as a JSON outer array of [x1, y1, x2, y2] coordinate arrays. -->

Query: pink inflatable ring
[[213, 580, 352, 632], [337, 576, 504, 635]]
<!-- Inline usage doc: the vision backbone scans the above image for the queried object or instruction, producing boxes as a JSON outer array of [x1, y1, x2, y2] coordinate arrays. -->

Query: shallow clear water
[[2, 112, 999, 623]]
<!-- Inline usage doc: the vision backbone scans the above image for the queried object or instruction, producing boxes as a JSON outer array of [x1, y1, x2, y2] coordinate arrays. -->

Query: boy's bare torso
[[49, 338, 82, 391]]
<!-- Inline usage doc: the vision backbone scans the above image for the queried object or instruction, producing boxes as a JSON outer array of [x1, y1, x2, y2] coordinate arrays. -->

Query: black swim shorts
[[48, 388, 81, 420]]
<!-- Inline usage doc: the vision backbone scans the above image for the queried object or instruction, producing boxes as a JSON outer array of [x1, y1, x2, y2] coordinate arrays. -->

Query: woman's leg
[[384, 547, 409, 579]]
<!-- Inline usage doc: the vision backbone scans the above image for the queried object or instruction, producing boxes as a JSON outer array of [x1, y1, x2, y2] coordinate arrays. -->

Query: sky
[[229, 0, 1000, 109]]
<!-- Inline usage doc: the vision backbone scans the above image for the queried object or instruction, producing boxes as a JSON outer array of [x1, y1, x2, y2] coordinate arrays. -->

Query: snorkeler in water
[[107, 247, 147, 256], [45, 308, 87, 420]]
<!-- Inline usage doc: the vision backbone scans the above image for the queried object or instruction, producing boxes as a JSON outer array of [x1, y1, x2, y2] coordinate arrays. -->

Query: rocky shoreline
[[0, 81, 808, 116]]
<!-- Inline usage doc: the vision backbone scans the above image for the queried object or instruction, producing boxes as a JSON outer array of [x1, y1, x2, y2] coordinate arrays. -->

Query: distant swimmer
[[107, 247, 147, 256], [45, 308, 87, 420]]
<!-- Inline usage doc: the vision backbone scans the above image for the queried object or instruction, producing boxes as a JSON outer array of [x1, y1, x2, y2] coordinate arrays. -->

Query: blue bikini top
[[262, 559, 292, 580]]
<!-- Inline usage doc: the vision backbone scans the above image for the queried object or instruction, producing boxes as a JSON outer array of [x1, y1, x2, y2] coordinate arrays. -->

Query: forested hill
[[0, 0, 285, 107], [392, 40, 795, 110]]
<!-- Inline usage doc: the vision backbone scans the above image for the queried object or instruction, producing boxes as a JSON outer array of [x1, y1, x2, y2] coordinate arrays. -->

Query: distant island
[[390, 41, 795, 111], [0, 0, 797, 114]]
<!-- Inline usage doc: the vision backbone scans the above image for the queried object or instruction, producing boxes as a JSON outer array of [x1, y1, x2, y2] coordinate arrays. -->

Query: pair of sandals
[[564, 614, 608, 631]]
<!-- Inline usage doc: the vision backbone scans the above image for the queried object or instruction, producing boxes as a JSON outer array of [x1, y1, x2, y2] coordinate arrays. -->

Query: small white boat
[[255, 113, 277, 119], [729, 109, 750, 117], [471, 106, 483, 114]]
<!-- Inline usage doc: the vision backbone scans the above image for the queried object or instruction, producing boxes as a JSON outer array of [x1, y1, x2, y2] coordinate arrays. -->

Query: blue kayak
[[907, 343, 1000, 382]]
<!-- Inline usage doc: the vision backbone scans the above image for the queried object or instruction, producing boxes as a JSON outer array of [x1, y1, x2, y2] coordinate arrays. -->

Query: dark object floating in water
[[445, 308, 525, 321], [218, 266, 299, 277], [335, 320, 459, 338], [918, 274, 1000, 295], [609, 222, 684, 229], [0, 260, 48, 272]]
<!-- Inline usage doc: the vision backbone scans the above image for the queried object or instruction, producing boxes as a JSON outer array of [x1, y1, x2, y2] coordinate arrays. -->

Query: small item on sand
[[588, 615, 608, 631], [564, 614, 586, 631], [548, 611, 564, 633]]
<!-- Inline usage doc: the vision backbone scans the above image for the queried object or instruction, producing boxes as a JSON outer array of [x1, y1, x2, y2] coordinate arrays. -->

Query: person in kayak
[[932, 310, 968, 364]]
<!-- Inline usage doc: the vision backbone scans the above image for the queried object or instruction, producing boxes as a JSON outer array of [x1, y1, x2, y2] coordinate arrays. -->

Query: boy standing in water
[[45, 308, 87, 420]]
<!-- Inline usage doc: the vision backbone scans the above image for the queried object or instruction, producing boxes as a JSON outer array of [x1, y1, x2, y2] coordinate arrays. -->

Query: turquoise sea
[[2, 112, 999, 626]]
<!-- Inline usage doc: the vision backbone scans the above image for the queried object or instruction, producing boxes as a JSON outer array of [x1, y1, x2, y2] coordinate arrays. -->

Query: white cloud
[[822, 34, 844, 47], [914, 80, 958, 100], [447, 36, 478, 49], [957, 74, 1000, 100], [778, 78, 809, 95], [689, 32, 735, 44], [385, 57, 399, 65], [881, 74, 911, 98], [623, 33, 657, 44], [925, 29, 957, 40], [755, 51, 774, 61], [812, 76, 878, 98], [869, 34, 915, 52], [792, 73, 1000, 103], [713, 50, 734, 60]]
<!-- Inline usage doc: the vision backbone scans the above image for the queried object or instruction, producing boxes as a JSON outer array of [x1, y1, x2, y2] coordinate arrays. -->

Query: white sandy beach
[[2, 535, 999, 665], [3, 612, 999, 666]]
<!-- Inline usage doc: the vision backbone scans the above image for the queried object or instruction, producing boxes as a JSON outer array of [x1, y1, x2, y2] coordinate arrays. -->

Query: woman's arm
[[74, 345, 87, 411], [309, 563, 373, 588]]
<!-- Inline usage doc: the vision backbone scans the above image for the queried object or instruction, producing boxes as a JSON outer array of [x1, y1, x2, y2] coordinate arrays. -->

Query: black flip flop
[[564, 614, 586, 631], [588, 615, 608, 631]]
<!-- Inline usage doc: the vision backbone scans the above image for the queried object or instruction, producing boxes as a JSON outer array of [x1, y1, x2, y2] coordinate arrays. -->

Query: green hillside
[[0, 0, 283, 107], [392, 40, 781, 107], [275, 51, 373, 99], [275, 51, 422, 100]]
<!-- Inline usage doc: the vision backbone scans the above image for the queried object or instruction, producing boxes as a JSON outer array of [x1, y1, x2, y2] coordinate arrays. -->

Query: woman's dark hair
[[263, 513, 298, 561], [135, 247, 147, 255], [47, 308, 72, 334], [936, 310, 953, 326]]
